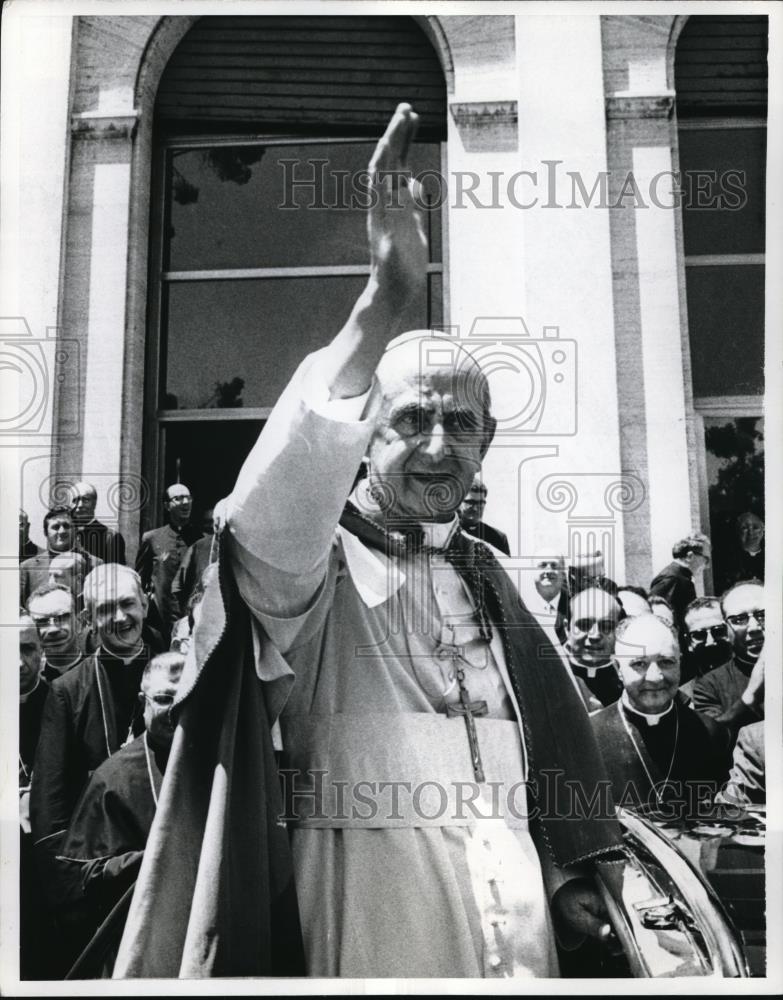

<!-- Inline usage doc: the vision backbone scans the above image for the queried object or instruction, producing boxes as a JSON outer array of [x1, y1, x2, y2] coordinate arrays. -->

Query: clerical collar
[[99, 643, 145, 667], [567, 651, 614, 679], [347, 485, 459, 553], [46, 649, 82, 673], [420, 517, 459, 551], [19, 677, 41, 704], [620, 690, 674, 727]]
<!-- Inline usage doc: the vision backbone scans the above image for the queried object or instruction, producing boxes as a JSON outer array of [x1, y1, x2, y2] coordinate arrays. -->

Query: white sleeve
[[225, 349, 380, 621]]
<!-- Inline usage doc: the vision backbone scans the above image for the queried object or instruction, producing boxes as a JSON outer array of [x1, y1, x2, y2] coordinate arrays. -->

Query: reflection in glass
[[164, 275, 440, 410], [167, 141, 443, 270]]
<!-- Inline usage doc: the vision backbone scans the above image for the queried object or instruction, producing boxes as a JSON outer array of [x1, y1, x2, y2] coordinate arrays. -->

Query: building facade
[[5, 9, 766, 591]]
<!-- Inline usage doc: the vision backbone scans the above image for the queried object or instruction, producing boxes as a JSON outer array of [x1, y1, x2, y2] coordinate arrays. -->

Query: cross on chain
[[441, 647, 488, 783]]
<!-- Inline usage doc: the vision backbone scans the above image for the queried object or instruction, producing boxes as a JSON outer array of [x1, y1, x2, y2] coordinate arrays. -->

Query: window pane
[[167, 141, 443, 269], [163, 275, 441, 409], [702, 415, 764, 593], [686, 264, 764, 396], [679, 127, 766, 255], [162, 419, 265, 520]]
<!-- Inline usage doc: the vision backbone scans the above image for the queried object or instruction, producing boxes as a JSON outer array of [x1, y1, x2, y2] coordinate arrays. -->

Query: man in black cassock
[[590, 614, 761, 815], [30, 564, 164, 933], [54, 652, 184, 976]]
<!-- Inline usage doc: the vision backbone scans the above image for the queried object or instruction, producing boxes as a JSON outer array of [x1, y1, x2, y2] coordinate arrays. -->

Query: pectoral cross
[[445, 661, 488, 783]]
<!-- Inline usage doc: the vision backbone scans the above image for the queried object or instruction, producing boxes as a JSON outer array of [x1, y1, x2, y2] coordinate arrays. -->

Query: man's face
[[19, 510, 30, 544], [568, 589, 622, 666], [684, 604, 733, 672], [615, 617, 681, 715], [535, 560, 565, 602], [141, 671, 179, 746], [723, 584, 765, 665], [459, 486, 486, 528], [367, 356, 492, 522], [19, 622, 42, 694], [71, 484, 97, 524], [737, 513, 764, 552], [165, 485, 193, 528], [46, 514, 75, 553], [28, 589, 77, 656], [89, 573, 148, 657]]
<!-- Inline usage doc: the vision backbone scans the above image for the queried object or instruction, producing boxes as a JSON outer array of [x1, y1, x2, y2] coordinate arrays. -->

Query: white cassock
[[226, 352, 574, 978]]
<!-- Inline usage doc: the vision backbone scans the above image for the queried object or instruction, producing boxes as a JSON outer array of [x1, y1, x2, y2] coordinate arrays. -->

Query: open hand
[[367, 103, 428, 306]]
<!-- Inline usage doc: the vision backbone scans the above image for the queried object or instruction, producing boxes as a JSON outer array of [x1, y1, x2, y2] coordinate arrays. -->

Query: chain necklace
[[144, 732, 159, 808], [617, 700, 679, 808], [95, 654, 143, 756]]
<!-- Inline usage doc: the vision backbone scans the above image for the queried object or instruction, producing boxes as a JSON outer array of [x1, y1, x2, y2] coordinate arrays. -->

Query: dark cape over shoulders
[[114, 531, 304, 978], [115, 518, 623, 978]]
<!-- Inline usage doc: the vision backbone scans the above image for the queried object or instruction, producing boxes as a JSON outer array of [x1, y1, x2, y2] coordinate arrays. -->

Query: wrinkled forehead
[[28, 589, 73, 616], [616, 619, 679, 659], [142, 672, 181, 697], [377, 336, 489, 411], [571, 588, 619, 620], [685, 605, 724, 631], [73, 482, 97, 501], [723, 584, 764, 616]]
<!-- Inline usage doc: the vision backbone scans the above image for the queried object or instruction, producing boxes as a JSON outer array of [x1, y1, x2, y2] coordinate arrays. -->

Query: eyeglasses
[[726, 610, 765, 628], [574, 618, 617, 636], [688, 624, 729, 643], [30, 613, 71, 628], [168, 495, 191, 505]]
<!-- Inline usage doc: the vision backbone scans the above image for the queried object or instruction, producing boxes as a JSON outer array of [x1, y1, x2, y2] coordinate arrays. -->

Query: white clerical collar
[[567, 651, 614, 679], [99, 643, 144, 666], [19, 677, 41, 703], [420, 517, 459, 551], [621, 690, 675, 726], [339, 494, 459, 609]]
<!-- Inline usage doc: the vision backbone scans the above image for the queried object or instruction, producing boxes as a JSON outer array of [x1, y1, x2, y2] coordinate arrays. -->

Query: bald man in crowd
[[591, 614, 732, 814], [693, 581, 765, 720], [136, 483, 203, 636]]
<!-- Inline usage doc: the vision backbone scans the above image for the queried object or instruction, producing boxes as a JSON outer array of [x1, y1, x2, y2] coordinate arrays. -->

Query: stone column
[[602, 15, 698, 583]]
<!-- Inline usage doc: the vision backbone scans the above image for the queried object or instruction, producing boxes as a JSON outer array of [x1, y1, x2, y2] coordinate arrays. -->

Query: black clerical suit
[[462, 519, 511, 556], [56, 734, 168, 976], [76, 519, 126, 566], [591, 695, 732, 815], [29, 644, 158, 910]]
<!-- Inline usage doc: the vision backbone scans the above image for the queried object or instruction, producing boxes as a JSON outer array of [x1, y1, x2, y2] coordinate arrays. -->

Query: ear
[[480, 415, 497, 459]]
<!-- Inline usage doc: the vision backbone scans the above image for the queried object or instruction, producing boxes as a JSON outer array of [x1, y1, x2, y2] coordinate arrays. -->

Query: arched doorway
[[141, 15, 448, 530]]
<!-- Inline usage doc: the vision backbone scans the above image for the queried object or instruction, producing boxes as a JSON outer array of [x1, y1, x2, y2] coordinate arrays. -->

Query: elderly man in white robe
[[115, 104, 623, 980]]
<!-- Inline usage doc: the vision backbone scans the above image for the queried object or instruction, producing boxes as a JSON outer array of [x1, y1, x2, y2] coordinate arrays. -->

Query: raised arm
[[227, 105, 428, 622]]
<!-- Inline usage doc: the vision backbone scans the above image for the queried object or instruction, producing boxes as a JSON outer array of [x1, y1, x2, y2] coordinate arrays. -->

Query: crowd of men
[[15, 105, 768, 981]]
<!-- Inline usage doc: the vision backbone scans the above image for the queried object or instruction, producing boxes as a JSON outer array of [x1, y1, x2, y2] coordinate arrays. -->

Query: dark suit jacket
[[171, 534, 216, 619], [29, 649, 150, 905], [136, 523, 203, 627], [591, 697, 731, 813], [20, 548, 102, 608], [20, 679, 50, 788], [76, 519, 126, 565], [692, 657, 760, 720], [462, 520, 510, 556]]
